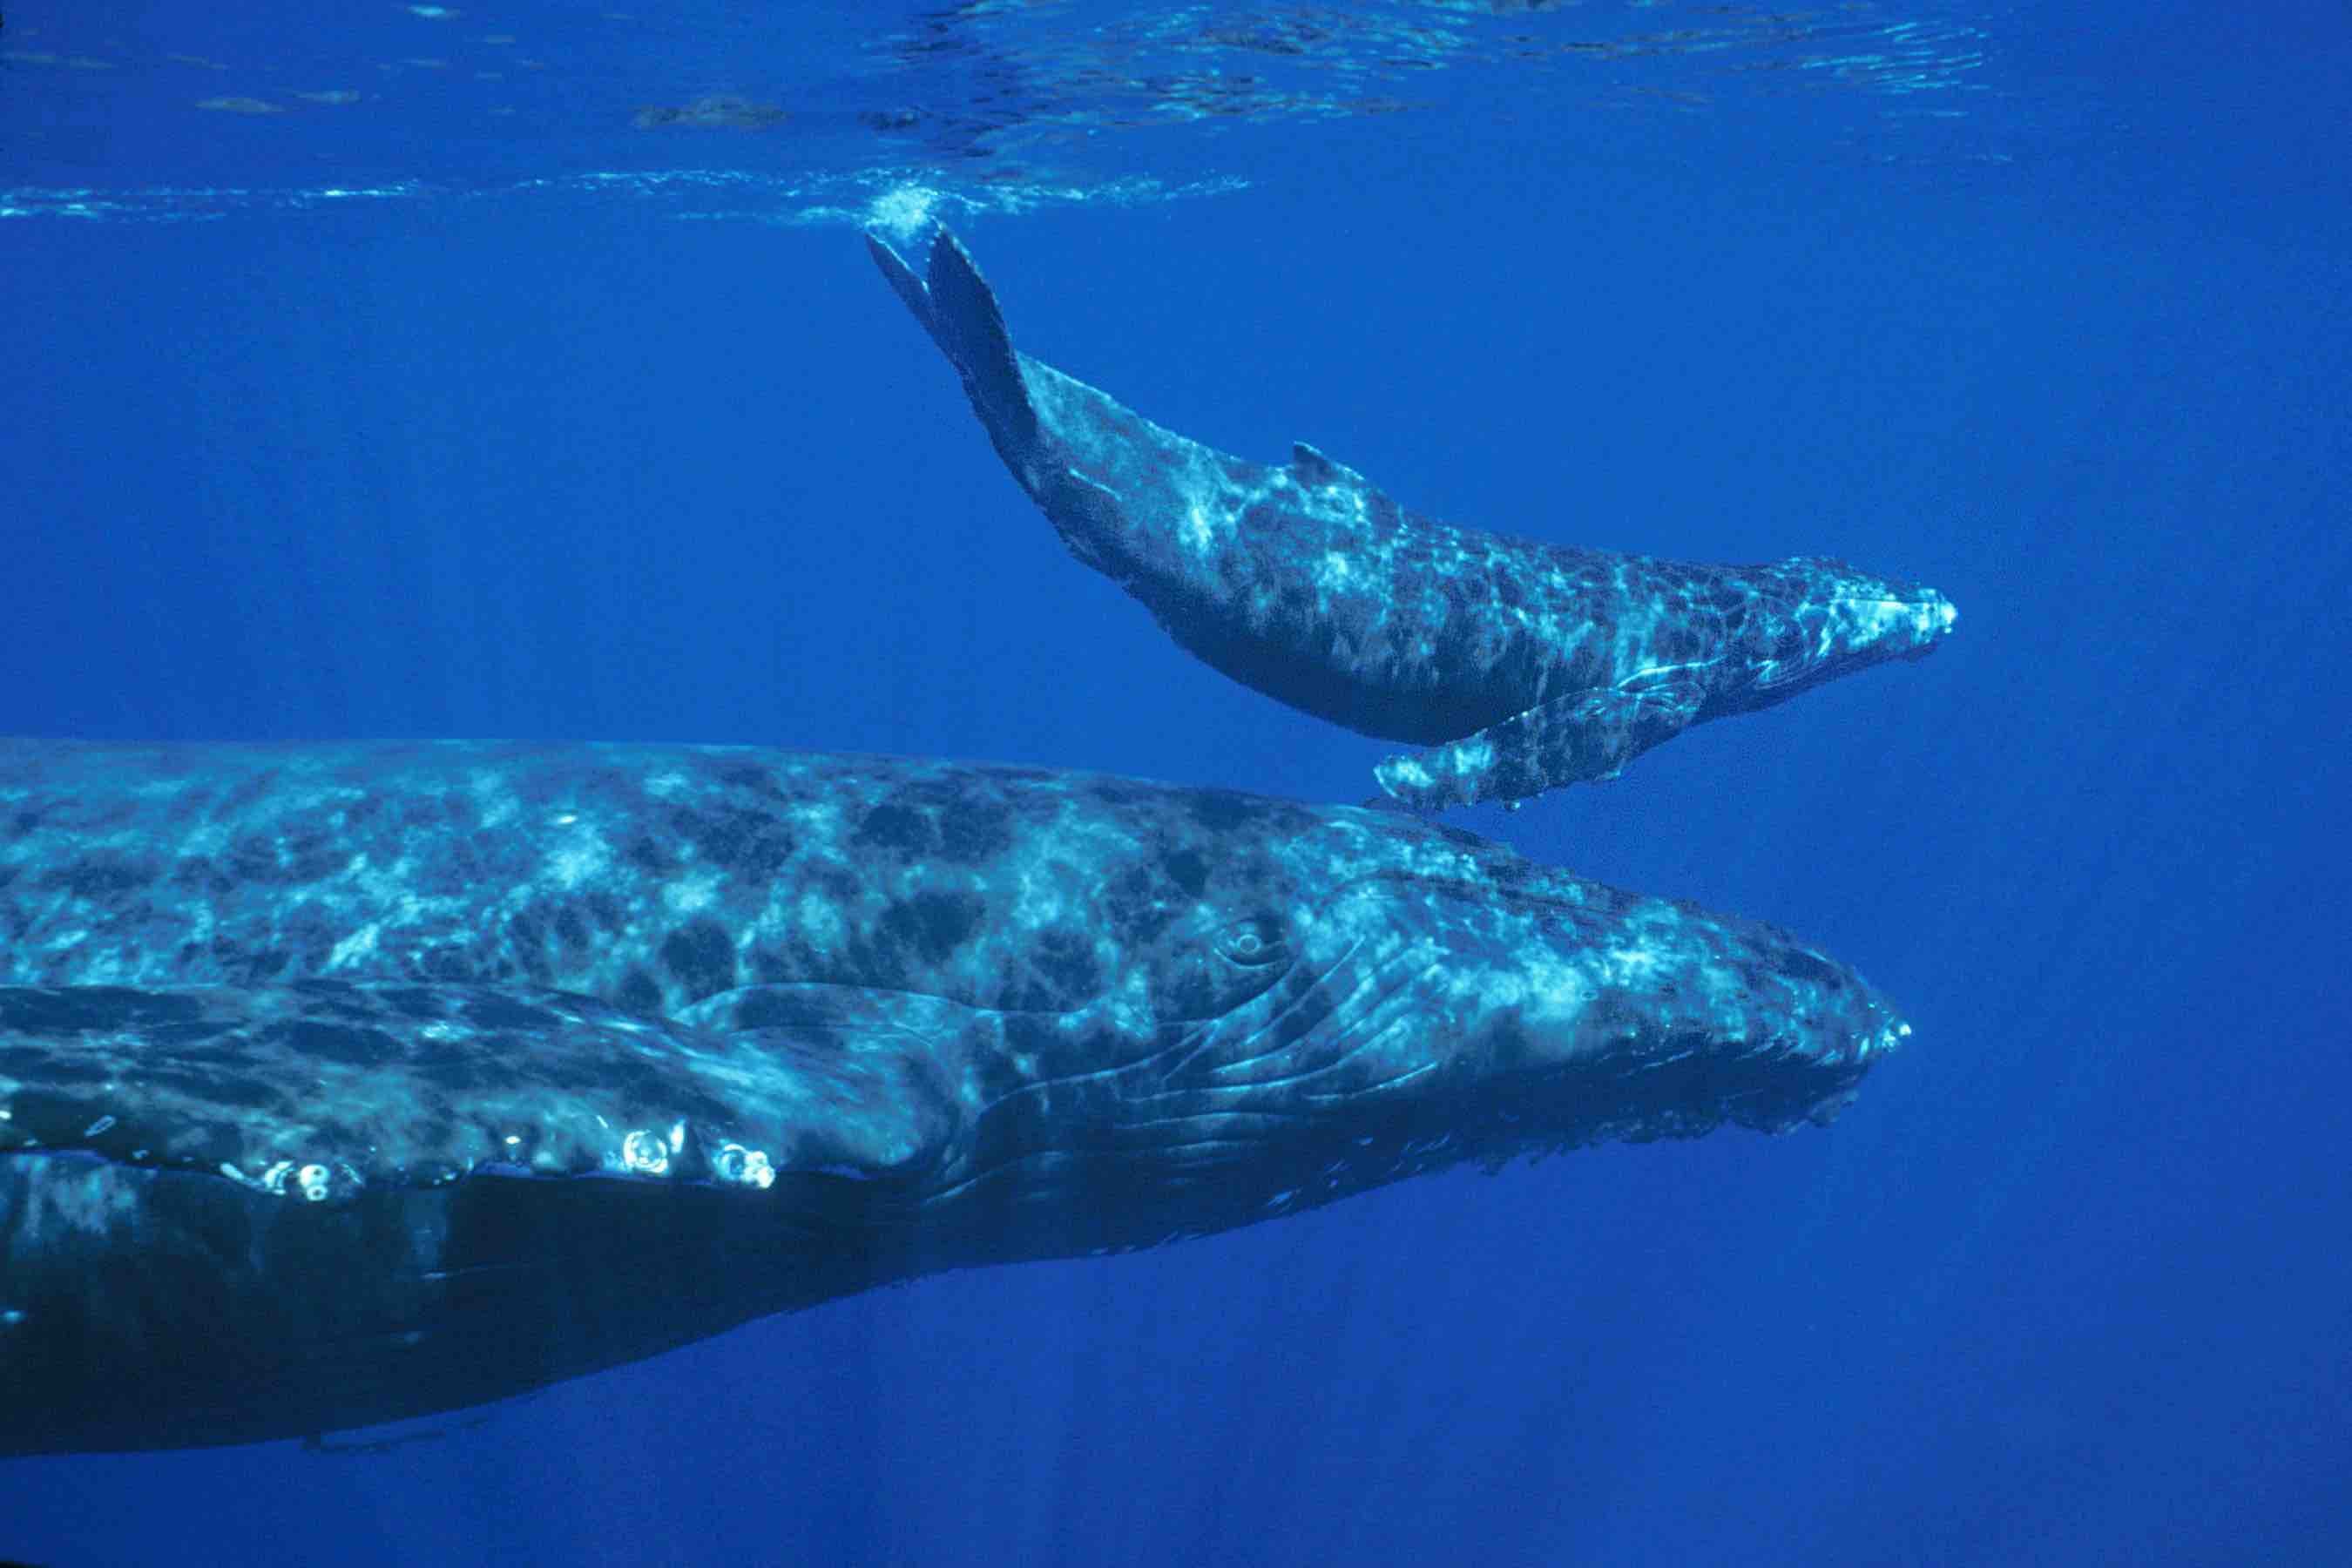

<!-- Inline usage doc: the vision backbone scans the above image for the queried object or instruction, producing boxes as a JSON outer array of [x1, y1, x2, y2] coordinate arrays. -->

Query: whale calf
[[0, 740, 1908, 1453], [868, 226, 1958, 810]]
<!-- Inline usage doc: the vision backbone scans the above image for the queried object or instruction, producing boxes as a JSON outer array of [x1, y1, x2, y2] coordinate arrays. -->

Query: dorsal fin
[[1291, 441, 1367, 488]]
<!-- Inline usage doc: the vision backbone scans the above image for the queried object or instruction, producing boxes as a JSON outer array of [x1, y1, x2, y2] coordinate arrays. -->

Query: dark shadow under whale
[[0, 740, 1909, 1453], [868, 226, 1958, 810]]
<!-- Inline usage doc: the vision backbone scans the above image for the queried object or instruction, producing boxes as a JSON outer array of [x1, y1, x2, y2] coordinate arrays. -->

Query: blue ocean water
[[3, 2, 2348, 1563]]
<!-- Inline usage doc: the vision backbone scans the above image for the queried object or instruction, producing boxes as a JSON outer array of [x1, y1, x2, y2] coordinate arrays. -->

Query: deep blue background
[[4, 6, 2349, 1563]]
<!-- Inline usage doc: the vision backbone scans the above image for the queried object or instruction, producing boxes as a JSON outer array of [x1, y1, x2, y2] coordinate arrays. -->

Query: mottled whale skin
[[0, 740, 1908, 1454], [868, 226, 1959, 810]]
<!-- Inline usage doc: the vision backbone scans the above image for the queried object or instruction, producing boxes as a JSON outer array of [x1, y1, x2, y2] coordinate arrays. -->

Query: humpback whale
[[868, 226, 1959, 810], [0, 740, 1909, 1454]]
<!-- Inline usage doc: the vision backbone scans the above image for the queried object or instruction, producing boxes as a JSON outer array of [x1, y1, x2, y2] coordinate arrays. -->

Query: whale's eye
[[1147, 912, 1294, 1019], [1216, 916, 1288, 968]]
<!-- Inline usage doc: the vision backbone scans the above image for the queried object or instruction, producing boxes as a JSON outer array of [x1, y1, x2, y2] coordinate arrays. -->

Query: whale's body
[[868, 226, 1957, 809], [0, 740, 1907, 1453]]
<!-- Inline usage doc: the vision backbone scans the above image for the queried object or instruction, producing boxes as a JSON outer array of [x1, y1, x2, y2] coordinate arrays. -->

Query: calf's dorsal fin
[[1291, 441, 1368, 487]]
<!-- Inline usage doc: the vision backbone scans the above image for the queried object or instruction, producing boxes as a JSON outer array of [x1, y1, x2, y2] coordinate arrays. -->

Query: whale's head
[[592, 760, 1911, 1258], [962, 788, 1911, 1246], [1713, 555, 1957, 714]]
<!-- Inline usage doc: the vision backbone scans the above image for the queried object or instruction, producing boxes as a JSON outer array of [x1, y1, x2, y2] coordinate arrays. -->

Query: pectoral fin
[[0, 981, 968, 1196], [1371, 679, 1706, 811], [676, 983, 980, 1180]]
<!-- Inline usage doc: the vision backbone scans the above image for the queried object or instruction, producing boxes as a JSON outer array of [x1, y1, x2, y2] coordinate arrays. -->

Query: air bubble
[[714, 1143, 775, 1189]]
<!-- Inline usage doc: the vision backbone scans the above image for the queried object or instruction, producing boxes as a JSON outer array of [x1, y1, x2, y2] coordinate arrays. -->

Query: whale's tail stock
[[867, 226, 1039, 449]]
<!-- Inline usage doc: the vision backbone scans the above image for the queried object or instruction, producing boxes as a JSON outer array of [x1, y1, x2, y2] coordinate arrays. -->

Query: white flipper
[[1373, 679, 1707, 811]]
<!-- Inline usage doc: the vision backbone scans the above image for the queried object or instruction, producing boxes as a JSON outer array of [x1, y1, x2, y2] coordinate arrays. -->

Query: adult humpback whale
[[868, 226, 1959, 810], [0, 740, 1908, 1454]]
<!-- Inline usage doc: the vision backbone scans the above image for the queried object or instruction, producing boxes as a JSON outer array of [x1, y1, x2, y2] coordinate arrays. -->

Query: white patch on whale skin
[[787, 797, 845, 838], [1443, 738, 1497, 779], [469, 770, 519, 830], [1594, 944, 1666, 989], [1829, 591, 1958, 654], [662, 869, 722, 916], [794, 889, 846, 950], [543, 821, 612, 890], [328, 923, 381, 969], [1180, 503, 1215, 555], [33, 924, 91, 958], [176, 820, 230, 860], [1377, 757, 1435, 793]]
